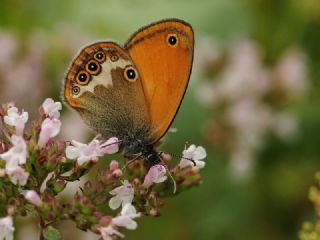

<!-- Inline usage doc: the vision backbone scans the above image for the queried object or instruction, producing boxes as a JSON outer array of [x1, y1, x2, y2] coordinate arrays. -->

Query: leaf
[[43, 226, 61, 240]]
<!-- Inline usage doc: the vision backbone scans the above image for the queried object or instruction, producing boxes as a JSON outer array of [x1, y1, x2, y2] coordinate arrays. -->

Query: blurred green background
[[1, 0, 320, 239]]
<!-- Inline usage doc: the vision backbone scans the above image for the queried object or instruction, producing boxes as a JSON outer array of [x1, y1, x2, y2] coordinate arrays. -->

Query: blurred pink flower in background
[[276, 48, 309, 97], [194, 37, 308, 178]]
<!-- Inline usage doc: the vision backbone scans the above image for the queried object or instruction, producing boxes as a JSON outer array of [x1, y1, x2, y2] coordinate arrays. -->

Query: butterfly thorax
[[120, 133, 162, 166]]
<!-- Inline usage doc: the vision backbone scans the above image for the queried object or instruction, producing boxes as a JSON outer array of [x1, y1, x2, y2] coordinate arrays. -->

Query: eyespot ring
[[85, 59, 101, 75], [75, 70, 91, 85], [94, 51, 106, 63], [72, 86, 80, 95], [111, 55, 119, 62], [123, 66, 138, 82], [166, 33, 178, 47]]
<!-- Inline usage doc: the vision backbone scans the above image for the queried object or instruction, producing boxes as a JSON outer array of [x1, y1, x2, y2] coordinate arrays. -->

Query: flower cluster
[[299, 172, 320, 240], [194, 37, 308, 178], [0, 99, 206, 240]]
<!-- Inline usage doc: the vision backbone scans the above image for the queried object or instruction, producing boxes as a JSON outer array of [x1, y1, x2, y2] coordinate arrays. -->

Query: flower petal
[[109, 196, 122, 210], [193, 146, 207, 160]]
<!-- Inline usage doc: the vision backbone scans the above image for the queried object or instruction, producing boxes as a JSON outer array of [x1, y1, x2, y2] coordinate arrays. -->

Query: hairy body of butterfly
[[64, 19, 194, 167]]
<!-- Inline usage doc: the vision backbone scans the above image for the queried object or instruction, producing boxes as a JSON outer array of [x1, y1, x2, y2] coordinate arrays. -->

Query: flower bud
[[99, 216, 112, 226], [109, 160, 119, 171], [53, 180, 66, 194], [112, 169, 123, 178], [22, 190, 43, 207]]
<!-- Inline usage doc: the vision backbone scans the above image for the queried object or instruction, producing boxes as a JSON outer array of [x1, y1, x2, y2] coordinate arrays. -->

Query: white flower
[[66, 137, 120, 165], [42, 98, 62, 119], [179, 144, 207, 169], [22, 190, 43, 207], [99, 204, 141, 240], [99, 225, 124, 240], [109, 180, 134, 210], [142, 164, 167, 188], [38, 118, 61, 147], [112, 204, 141, 230], [4, 106, 28, 136], [6, 165, 29, 185], [0, 216, 14, 240], [0, 135, 28, 169]]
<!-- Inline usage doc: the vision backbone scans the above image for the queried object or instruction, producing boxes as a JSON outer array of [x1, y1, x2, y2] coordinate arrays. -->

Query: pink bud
[[109, 160, 119, 171], [112, 169, 123, 178], [161, 153, 172, 161], [23, 190, 43, 207]]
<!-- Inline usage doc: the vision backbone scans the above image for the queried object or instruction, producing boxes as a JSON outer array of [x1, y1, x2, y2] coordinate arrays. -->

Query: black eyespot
[[76, 70, 91, 85], [111, 55, 119, 62], [167, 34, 178, 47], [94, 51, 106, 62], [72, 86, 80, 95], [124, 66, 138, 82], [85, 60, 101, 75]]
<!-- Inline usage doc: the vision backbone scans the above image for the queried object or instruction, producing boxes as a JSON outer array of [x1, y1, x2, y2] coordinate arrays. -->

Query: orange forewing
[[125, 19, 194, 143]]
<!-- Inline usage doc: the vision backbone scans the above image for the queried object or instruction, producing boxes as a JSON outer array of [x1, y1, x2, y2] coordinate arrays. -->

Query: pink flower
[[112, 204, 141, 230], [179, 144, 207, 169], [4, 106, 28, 136], [142, 164, 167, 188], [109, 180, 134, 210], [100, 137, 120, 154], [0, 216, 14, 240], [0, 135, 28, 169], [66, 139, 102, 165], [99, 225, 124, 240], [65, 137, 119, 165], [42, 98, 62, 119], [6, 165, 29, 186], [22, 190, 43, 207], [38, 118, 61, 147]]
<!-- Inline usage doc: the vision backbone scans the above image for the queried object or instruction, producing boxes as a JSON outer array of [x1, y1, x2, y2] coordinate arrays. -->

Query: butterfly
[[63, 19, 194, 167]]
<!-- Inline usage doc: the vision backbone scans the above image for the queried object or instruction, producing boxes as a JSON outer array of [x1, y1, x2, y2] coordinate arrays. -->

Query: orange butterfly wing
[[125, 19, 194, 143]]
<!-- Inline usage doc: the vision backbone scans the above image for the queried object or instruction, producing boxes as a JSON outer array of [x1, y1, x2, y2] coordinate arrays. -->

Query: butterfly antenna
[[169, 152, 196, 167], [121, 153, 142, 172]]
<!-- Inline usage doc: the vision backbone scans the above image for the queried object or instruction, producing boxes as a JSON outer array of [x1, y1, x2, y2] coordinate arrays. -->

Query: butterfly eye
[[94, 51, 106, 62], [167, 34, 178, 47], [76, 70, 91, 85], [72, 86, 80, 95], [85, 60, 101, 75], [111, 55, 119, 62], [124, 66, 138, 82]]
